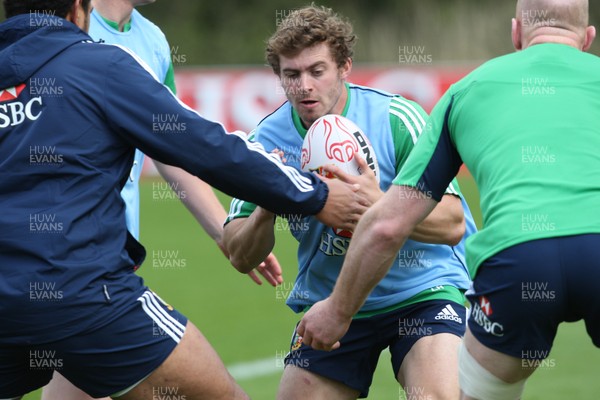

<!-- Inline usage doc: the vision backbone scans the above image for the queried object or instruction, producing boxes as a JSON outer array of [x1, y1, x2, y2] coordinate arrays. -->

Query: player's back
[[448, 43, 600, 271], [0, 15, 152, 343]]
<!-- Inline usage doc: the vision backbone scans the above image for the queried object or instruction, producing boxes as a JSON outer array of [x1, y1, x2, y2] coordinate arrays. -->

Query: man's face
[[279, 42, 351, 128]]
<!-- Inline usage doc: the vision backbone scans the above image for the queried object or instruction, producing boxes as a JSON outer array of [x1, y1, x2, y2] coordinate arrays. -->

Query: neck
[[524, 27, 584, 49], [333, 83, 348, 115], [92, 0, 134, 31]]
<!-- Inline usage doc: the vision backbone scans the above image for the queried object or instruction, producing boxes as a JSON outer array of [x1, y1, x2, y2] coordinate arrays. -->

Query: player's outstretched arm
[[223, 207, 277, 274], [103, 48, 368, 219]]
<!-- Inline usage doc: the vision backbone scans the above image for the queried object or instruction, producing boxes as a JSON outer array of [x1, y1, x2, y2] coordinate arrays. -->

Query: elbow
[[435, 198, 466, 246], [371, 218, 410, 251], [445, 215, 466, 246]]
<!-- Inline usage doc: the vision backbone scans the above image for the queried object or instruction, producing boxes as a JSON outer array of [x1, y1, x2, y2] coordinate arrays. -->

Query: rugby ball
[[301, 114, 379, 182]]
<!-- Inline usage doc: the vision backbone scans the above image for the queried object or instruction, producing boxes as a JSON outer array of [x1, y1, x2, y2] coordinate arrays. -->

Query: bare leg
[[398, 333, 461, 400], [276, 365, 360, 400], [117, 321, 248, 400], [42, 372, 107, 400]]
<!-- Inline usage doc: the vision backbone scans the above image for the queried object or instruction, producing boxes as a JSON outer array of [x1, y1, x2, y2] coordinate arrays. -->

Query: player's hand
[[297, 297, 351, 351], [315, 177, 368, 231], [220, 238, 277, 286], [271, 148, 287, 163], [247, 252, 283, 286], [322, 153, 383, 207]]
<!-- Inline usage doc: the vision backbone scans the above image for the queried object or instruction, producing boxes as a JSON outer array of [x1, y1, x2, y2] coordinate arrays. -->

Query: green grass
[[23, 176, 600, 399]]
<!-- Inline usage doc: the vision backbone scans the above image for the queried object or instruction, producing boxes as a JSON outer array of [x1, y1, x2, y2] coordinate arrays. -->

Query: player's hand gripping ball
[[301, 114, 380, 182], [301, 114, 380, 238]]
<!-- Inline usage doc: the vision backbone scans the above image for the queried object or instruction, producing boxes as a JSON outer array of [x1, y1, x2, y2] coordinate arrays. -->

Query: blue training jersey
[[227, 83, 475, 314], [88, 9, 173, 239]]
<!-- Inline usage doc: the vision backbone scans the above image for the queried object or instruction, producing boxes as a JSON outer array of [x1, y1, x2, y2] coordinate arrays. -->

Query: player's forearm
[[330, 186, 438, 318], [154, 161, 227, 247], [409, 194, 465, 245], [328, 197, 407, 318], [223, 209, 276, 273]]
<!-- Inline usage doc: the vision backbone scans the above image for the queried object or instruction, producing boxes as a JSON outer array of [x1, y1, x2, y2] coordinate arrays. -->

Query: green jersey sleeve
[[389, 96, 461, 197], [225, 198, 258, 224], [389, 96, 428, 174], [163, 60, 177, 95]]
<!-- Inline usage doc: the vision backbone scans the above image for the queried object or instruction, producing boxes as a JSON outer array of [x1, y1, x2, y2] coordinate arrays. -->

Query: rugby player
[[0, 0, 368, 398], [223, 5, 476, 399]]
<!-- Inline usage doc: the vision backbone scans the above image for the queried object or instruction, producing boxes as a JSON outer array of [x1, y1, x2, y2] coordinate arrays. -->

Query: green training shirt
[[394, 43, 600, 277]]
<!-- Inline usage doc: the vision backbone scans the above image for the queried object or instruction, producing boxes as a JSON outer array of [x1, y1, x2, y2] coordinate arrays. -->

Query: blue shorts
[[0, 289, 187, 398], [467, 234, 600, 360], [285, 299, 466, 398]]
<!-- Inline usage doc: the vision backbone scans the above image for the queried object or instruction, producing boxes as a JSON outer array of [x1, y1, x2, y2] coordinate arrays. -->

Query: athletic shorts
[[466, 234, 600, 361], [285, 299, 466, 398], [0, 289, 187, 398]]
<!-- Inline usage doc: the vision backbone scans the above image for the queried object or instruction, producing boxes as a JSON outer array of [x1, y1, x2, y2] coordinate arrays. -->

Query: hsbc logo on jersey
[[0, 84, 43, 129], [471, 296, 504, 337]]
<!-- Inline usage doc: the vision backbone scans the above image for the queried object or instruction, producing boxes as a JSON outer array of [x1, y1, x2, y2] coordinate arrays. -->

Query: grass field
[[24, 175, 600, 399]]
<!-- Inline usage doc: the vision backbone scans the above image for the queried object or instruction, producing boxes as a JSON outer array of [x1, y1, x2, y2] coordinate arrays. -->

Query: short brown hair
[[266, 5, 357, 75]]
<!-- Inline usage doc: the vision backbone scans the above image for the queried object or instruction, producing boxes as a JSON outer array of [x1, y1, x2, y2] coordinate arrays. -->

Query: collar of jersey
[[292, 82, 351, 139], [99, 13, 132, 32]]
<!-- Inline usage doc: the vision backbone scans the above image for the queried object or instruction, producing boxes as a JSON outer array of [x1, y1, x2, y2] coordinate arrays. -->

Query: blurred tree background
[[138, 0, 600, 66], [2, 0, 599, 66]]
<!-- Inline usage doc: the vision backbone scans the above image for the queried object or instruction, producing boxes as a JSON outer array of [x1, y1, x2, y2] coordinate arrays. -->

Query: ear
[[65, 0, 82, 26], [582, 26, 596, 52], [340, 57, 352, 80], [512, 17, 523, 50]]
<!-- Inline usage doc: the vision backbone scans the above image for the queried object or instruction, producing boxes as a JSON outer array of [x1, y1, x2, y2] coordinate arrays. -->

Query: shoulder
[[131, 9, 168, 42], [65, 39, 126, 64], [347, 82, 396, 119], [252, 102, 298, 149], [348, 82, 395, 101], [348, 83, 426, 116], [450, 52, 518, 94], [73, 41, 160, 82], [255, 102, 292, 131], [389, 95, 427, 117]]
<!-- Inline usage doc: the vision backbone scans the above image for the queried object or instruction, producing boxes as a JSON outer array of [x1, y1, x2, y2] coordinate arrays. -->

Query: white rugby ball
[[301, 114, 379, 181]]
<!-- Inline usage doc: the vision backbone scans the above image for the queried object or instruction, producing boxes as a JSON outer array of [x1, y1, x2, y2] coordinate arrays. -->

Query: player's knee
[[458, 343, 526, 400]]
